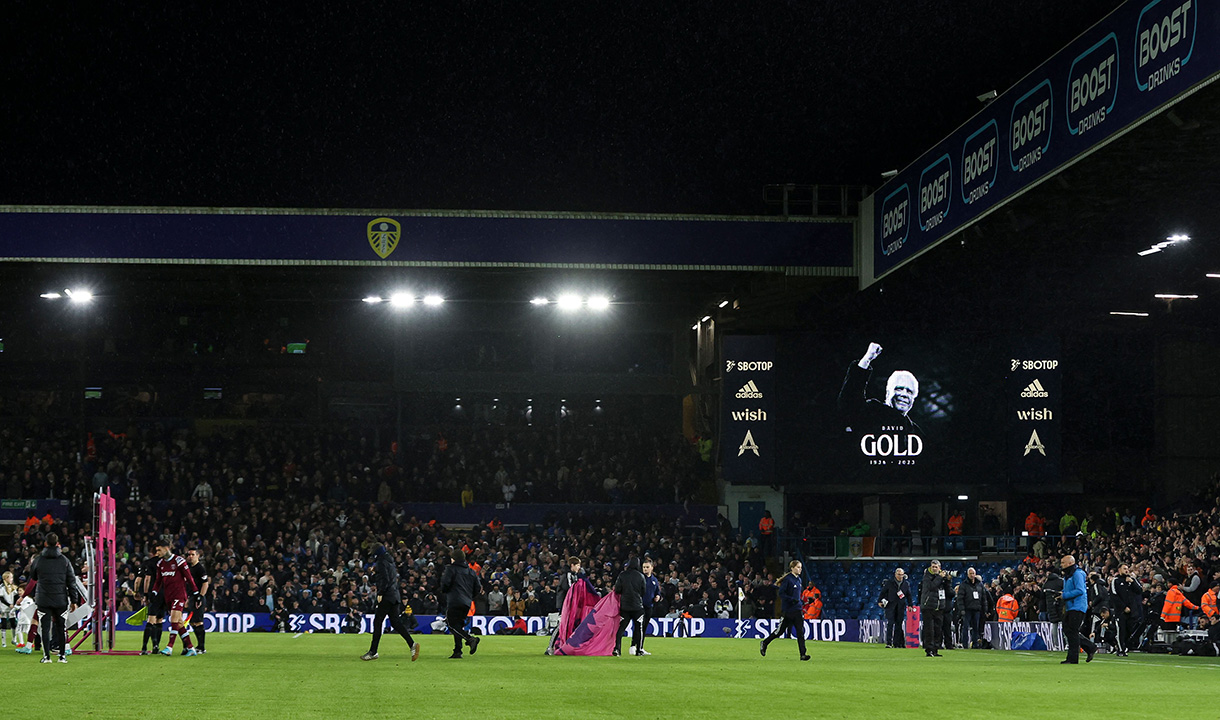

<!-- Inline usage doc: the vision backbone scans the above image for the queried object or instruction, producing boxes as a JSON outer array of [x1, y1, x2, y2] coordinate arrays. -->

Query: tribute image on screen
[[838, 342, 924, 461]]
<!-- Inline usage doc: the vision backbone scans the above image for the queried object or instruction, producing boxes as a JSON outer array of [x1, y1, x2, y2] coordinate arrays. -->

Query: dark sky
[[6, 1, 1124, 214]]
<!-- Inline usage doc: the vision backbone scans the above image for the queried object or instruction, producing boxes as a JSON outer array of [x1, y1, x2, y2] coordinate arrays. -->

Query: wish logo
[[960, 120, 999, 205], [1067, 33, 1119, 136], [917, 154, 951, 232], [879, 184, 910, 257], [1009, 80, 1053, 173], [1135, 0, 1197, 92]]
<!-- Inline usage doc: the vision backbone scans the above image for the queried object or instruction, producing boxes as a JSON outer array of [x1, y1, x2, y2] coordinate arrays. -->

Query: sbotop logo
[[1067, 33, 1119, 136], [879, 184, 911, 258], [1011, 359, 1060, 371], [960, 120, 999, 205], [735, 381, 763, 399], [1021, 379, 1050, 398], [1135, 0, 1197, 92], [1009, 80, 1053, 173], [725, 361, 773, 373], [917, 154, 952, 232]]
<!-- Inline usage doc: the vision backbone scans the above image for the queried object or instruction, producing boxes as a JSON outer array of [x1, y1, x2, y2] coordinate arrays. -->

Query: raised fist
[[860, 342, 883, 367]]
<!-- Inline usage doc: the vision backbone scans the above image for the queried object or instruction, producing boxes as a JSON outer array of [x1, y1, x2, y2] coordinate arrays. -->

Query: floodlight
[[389, 293, 414, 308], [362, 296, 384, 304], [1109, 311, 1150, 317], [40, 292, 62, 299], [530, 297, 550, 306], [423, 295, 445, 306], [557, 294, 581, 311], [1154, 294, 1198, 299], [701, 315, 711, 323], [67, 289, 93, 304], [718, 300, 729, 308], [588, 296, 610, 310]]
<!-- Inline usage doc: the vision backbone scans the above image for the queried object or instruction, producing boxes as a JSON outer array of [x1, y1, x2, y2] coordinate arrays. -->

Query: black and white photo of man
[[838, 342, 923, 459]]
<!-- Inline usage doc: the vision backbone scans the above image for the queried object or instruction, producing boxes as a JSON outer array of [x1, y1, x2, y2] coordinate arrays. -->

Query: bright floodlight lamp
[[557, 294, 582, 311], [389, 293, 414, 308], [423, 295, 445, 306], [40, 292, 62, 299], [66, 289, 93, 304], [362, 296, 384, 304], [530, 297, 550, 306], [588, 296, 610, 310]]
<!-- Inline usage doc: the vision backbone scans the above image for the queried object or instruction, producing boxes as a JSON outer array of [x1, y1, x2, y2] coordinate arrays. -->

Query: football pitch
[[4, 633, 1218, 719]]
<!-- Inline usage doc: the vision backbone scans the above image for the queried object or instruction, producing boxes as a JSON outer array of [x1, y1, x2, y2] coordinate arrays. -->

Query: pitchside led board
[[861, 0, 1220, 287], [720, 336, 776, 484], [740, 334, 1062, 492]]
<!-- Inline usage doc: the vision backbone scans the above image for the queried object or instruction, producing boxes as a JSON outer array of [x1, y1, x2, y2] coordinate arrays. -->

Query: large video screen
[[771, 334, 1060, 491]]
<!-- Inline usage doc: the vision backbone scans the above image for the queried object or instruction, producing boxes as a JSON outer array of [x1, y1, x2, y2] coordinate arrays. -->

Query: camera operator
[[919, 560, 951, 658]]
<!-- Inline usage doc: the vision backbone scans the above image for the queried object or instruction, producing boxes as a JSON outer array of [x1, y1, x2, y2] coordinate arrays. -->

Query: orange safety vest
[[947, 515, 963, 536], [1160, 585, 1198, 623], [1202, 588, 1218, 619], [802, 586, 822, 620], [1024, 513, 1044, 536], [759, 517, 774, 536], [996, 594, 1019, 622]]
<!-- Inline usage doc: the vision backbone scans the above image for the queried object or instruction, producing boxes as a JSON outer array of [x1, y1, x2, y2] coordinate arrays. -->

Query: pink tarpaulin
[[554, 581, 621, 657]]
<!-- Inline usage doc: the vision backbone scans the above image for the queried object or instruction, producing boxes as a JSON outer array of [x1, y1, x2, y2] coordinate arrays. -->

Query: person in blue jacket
[[634, 558, 661, 656], [759, 560, 810, 661], [1060, 554, 1097, 664]]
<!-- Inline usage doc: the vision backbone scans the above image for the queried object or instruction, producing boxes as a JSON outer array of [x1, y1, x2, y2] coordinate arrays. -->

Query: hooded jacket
[[1062, 564, 1088, 614], [30, 545, 79, 608], [919, 568, 950, 611], [373, 546, 402, 604], [439, 559, 482, 613], [614, 558, 645, 614]]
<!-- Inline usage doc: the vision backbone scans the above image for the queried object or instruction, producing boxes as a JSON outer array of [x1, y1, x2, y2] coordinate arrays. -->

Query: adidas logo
[[1020, 379, 1049, 398], [735, 381, 763, 399]]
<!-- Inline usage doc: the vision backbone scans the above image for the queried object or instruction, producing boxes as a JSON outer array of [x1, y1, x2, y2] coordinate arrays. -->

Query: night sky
[[6, 1, 1124, 214]]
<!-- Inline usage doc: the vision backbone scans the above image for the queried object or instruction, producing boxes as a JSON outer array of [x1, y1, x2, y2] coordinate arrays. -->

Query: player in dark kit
[[139, 553, 166, 655], [153, 541, 199, 657], [186, 548, 210, 654], [760, 560, 810, 661]]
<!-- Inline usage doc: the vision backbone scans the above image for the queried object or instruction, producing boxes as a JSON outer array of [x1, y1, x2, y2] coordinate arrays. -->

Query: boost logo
[[960, 120, 999, 205], [1135, 0, 1196, 92], [1009, 80, 1053, 173], [917, 154, 952, 232], [879, 184, 911, 258], [1067, 33, 1119, 136]]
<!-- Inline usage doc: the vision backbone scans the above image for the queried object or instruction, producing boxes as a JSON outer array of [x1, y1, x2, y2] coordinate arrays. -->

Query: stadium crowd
[[0, 419, 710, 508], [3, 494, 786, 630]]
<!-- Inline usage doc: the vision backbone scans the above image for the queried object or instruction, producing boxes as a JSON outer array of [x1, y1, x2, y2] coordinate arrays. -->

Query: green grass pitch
[[3, 633, 1217, 719]]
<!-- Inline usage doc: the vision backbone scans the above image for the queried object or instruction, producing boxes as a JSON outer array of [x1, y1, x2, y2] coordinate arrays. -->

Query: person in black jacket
[[878, 567, 910, 648], [956, 568, 985, 649], [919, 559, 950, 658], [613, 557, 645, 657], [360, 544, 418, 662], [759, 560, 810, 661], [1109, 564, 1143, 657], [610, 558, 649, 658], [439, 549, 482, 659], [29, 533, 81, 664]]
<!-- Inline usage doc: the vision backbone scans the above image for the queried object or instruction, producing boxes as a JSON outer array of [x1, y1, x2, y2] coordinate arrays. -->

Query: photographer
[[919, 560, 950, 658]]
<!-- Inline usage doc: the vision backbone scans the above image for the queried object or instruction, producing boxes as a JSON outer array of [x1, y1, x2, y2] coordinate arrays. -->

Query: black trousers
[[1116, 610, 1140, 653], [369, 597, 415, 653], [763, 609, 807, 656], [963, 610, 982, 648], [37, 605, 66, 659], [885, 611, 905, 647], [922, 608, 943, 653], [640, 607, 653, 649], [445, 608, 475, 654], [1064, 609, 1096, 662], [617, 612, 643, 654]]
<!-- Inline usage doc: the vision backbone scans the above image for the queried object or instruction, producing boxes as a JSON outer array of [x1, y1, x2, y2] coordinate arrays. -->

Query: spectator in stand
[[1059, 510, 1079, 539], [758, 511, 775, 558]]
